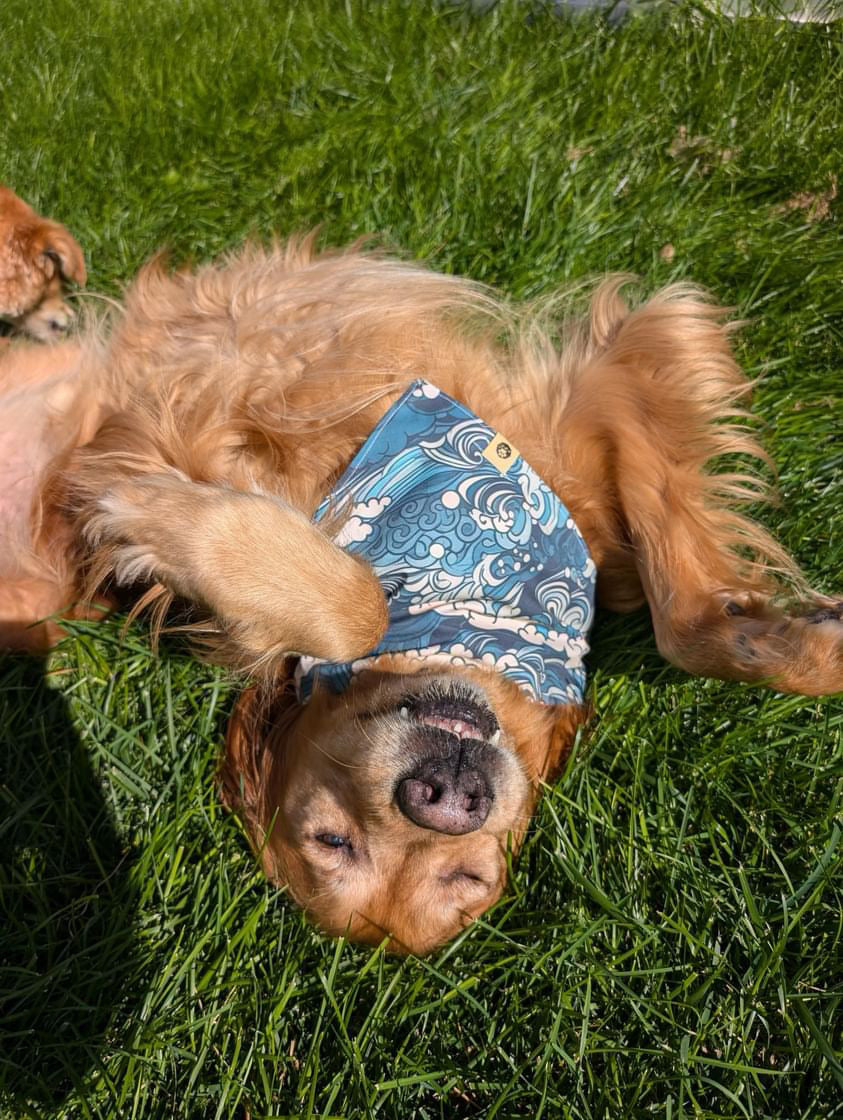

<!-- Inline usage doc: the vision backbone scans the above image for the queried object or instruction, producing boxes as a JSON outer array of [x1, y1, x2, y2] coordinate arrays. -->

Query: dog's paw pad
[[805, 601, 843, 624]]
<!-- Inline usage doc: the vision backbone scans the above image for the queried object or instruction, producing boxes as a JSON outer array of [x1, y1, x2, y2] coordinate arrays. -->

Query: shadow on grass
[[0, 656, 139, 1117], [586, 605, 693, 687]]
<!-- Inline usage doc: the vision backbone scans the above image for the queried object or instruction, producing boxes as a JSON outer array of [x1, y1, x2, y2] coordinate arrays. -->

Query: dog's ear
[[539, 702, 591, 785], [221, 679, 299, 809], [220, 685, 274, 820], [221, 682, 301, 885], [37, 223, 87, 287]]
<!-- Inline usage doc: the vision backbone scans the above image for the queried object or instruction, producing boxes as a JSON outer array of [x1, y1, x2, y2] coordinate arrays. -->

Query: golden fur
[[1, 234, 840, 954], [0, 186, 86, 341]]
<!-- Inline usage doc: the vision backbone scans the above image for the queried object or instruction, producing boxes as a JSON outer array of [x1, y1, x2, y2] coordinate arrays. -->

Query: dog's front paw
[[83, 475, 390, 665], [299, 554, 390, 663], [190, 486, 389, 662], [226, 546, 389, 664]]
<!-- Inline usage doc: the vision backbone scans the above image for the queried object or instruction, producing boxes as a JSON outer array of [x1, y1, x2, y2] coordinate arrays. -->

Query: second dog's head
[[222, 663, 584, 954], [0, 186, 87, 341]]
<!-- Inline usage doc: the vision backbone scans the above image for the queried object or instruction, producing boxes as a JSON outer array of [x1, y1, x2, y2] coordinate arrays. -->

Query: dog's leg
[[74, 470, 388, 666], [556, 282, 842, 696]]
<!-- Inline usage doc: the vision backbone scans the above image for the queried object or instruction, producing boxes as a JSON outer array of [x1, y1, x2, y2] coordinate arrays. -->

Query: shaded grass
[[0, 1, 841, 1117]]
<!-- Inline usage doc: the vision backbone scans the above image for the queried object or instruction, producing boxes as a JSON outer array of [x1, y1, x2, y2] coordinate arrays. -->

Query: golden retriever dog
[[1, 235, 841, 955], [0, 186, 87, 341]]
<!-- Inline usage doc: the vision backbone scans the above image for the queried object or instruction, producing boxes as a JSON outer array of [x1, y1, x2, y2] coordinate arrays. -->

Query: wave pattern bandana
[[295, 381, 596, 705]]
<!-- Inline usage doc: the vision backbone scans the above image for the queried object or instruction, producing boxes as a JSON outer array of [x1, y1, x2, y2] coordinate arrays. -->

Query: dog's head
[[222, 664, 584, 954], [0, 187, 87, 341]]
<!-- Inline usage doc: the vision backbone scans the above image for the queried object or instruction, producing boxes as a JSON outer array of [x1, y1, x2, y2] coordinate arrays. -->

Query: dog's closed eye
[[314, 833, 353, 851], [441, 868, 487, 887]]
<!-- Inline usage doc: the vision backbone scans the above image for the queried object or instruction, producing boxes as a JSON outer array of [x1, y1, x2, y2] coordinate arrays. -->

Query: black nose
[[395, 753, 493, 835]]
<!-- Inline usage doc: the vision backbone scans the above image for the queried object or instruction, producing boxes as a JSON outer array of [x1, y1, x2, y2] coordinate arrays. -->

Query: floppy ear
[[37, 223, 87, 286], [546, 702, 590, 782], [219, 680, 301, 882], [527, 702, 590, 786], [220, 685, 275, 821]]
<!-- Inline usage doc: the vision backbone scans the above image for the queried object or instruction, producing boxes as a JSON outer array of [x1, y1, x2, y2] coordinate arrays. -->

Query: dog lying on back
[[1, 232, 840, 954], [0, 186, 86, 341]]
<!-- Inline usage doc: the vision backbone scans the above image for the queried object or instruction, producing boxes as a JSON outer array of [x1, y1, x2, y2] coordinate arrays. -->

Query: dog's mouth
[[397, 685, 500, 745]]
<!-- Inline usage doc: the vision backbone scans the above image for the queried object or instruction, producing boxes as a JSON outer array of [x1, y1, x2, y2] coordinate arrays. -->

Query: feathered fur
[[1, 237, 840, 952]]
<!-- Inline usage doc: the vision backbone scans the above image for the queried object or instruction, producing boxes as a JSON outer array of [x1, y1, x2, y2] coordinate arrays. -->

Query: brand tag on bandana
[[295, 381, 596, 705], [481, 434, 519, 474]]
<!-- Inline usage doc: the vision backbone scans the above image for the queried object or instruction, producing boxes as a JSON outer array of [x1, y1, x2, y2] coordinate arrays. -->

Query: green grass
[[1, 1, 842, 1116]]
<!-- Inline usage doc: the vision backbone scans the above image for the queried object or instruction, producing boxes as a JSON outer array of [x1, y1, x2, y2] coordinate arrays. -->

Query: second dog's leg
[[78, 471, 389, 666]]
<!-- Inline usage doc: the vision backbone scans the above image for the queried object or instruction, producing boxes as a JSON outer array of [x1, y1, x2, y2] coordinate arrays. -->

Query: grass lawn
[[1, 1, 842, 1116]]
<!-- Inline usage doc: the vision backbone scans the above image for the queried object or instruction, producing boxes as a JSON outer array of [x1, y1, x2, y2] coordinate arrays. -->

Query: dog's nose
[[396, 755, 493, 834]]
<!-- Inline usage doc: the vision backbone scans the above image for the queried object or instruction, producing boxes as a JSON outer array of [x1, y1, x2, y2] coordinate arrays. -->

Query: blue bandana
[[295, 381, 596, 706]]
